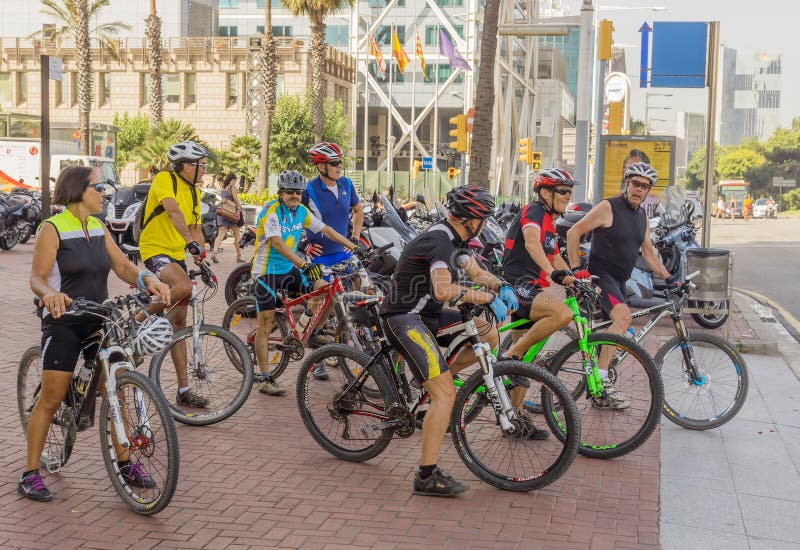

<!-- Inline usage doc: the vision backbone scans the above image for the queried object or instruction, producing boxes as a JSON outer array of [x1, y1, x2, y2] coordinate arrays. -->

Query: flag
[[369, 34, 386, 79], [415, 30, 428, 81], [438, 28, 471, 71], [391, 28, 410, 74]]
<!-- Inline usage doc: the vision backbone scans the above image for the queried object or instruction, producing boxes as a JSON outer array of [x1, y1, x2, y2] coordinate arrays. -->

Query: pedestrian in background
[[212, 173, 244, 264]]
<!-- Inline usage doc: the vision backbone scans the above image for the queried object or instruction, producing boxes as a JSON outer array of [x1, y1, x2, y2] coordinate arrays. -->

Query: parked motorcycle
[[0, 192, 32, 250], [106, 181, 149, 247], [7, 189, 43, 244], [200, 191, 219, 249]]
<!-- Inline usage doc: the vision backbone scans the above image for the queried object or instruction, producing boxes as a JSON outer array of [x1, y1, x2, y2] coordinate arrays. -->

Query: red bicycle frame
[[273, 275, 346, 344]]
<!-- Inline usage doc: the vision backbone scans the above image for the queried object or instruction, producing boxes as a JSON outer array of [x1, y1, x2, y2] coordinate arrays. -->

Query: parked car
[[752, 198, 777, 219]]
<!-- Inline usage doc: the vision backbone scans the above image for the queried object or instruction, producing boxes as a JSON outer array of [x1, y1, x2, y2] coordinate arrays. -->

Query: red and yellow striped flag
[[416, 30, 428, 81], [392, 28, 410, 74], [369, 34, 387, 79]]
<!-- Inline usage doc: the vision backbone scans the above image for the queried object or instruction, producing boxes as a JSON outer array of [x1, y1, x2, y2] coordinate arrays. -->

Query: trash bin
[[685, 248, 730, 302]]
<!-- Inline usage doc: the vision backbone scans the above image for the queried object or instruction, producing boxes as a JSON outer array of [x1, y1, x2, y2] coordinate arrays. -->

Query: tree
[[112, 112, 149, 169], [130, 119, 203, 174], [269, 92, 351, 175], [683, 146, 719, 190], [145, 0, 164, 124], [255, 0, 279, 195], [32, 0, 131, 154], [717, 146, 766, 180], [468, 0, 501, 189], [281, 0, 355, 142], [219, 136, 262, 189]]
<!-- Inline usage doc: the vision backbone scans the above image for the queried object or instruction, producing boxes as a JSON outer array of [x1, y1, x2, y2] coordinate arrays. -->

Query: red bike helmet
[[308, 142, 344, 165], [533, 168, 579, 192], [445, 185, 495, 220]]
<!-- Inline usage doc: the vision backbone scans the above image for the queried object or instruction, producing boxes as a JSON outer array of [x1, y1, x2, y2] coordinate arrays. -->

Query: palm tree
[[145, 0, 164, 124], [256, 0, 279, 195], [282, 0, 355, 143], [468, 0, 500, 189], [131, 119, 203, 174], [31, 0, 131, 155]]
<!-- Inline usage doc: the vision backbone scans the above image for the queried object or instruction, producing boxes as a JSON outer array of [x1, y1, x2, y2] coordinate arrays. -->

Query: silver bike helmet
[[133, 316, 174, 356], [167, 141, 209, 164], [277, 170, 306, 191], [623, 162, 658, 186]]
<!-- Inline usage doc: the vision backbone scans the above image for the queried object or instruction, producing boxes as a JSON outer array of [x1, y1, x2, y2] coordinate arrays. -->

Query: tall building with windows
[[719, 47, 782, 146]]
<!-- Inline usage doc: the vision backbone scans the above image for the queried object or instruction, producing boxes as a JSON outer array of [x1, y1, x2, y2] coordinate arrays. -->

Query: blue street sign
[[650, 22, 708, 88], [422, 157, 433, 170], [639, 22, 652, 88]]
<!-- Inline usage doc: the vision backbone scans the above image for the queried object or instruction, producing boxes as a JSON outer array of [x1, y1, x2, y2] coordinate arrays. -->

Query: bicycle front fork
[[474, 342, 517, 432]]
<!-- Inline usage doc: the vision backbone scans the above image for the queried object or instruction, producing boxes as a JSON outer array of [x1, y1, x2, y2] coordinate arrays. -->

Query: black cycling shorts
[[254, 268, 313, 312], [594, 272, 628, 319], [382, 309, 464, 383], [510, 281, 544, 325], [144, 254, 188, 278], [41, 320, 103, 373]]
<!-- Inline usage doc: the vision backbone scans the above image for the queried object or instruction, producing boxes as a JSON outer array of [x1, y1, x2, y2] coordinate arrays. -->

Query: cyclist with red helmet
[[500, 168, 581, 397], [381, 185, 518, 497]]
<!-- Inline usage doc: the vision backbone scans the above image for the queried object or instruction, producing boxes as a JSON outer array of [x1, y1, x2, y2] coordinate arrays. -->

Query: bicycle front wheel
[[149, 324, 254, 426], [17, 346, 76, 472], [451, 361, 580, 492], [543, 332, 663, 459], [99, 370, 179, 515], [656, 332, 749, 430], [297, 344, 397, 462], [222, 296, 291, 379]]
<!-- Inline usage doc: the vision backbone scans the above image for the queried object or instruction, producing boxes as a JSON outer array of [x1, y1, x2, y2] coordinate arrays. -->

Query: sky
[[562, 0, 800, 136]]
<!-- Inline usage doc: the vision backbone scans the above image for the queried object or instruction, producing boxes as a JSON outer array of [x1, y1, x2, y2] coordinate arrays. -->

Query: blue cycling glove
[[489, 295, 508, 323], [498, 285, 519, 310]]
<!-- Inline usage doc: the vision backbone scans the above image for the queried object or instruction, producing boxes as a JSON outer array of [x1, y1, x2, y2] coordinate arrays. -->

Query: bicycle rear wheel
[[656, 332, 749, 430], [297, 344, 397, 462], [149, 324, 254, 426], [542, 332, 663, 459], [17, 346, 76, 472], [222, 296, 290, 378], [99, 370, 179, 515], [451, 361, 580, 492]]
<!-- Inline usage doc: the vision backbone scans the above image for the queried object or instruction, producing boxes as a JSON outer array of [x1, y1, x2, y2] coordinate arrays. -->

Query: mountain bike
[[221, 247, 391, 379], [591, 272, 748, 430], [17, 293, 179, 515], [148, 262, 253, 426], [498, 280, 663, 459], [296, 295, 581, 492]]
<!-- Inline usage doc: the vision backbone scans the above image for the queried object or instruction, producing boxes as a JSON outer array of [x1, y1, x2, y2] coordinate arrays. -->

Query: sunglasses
[[87, 183, 106, 193], [628, 179, 652, 190], [196, 162, 207, 169], [282, 189, 303, 196], [552, 187, 573, 196], [327, 160, 342, 167]]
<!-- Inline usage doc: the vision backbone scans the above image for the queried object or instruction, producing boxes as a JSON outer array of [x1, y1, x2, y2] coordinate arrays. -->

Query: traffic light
[[411, 159, 422, 180], [531, 151, 542, 171], [598, 19, 614, 60], [517, 137, 532, 165], [449, 114, 468, 153], [447, 167, 461, 180]]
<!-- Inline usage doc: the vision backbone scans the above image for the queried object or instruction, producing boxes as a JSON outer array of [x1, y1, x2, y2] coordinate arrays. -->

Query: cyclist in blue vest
[[302, 142, 364, 379]]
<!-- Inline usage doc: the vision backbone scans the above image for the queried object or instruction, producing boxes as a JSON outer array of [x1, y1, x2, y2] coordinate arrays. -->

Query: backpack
[[132, 172, 179, 244]]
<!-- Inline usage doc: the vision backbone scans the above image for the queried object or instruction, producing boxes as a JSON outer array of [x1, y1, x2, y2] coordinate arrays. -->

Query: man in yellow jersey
[[139, 140, 210, 408]]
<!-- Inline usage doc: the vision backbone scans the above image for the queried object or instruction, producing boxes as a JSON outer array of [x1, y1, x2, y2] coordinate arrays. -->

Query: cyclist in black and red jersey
[[501, 169, 585, 398]]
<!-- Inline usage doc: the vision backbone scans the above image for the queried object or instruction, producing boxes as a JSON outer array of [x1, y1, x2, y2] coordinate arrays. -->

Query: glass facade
[[539, 26, 579, 100]]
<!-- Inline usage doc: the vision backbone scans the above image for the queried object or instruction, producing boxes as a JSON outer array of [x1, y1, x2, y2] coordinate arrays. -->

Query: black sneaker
[[120, 461, 156, 489], [413, 467, 469, 497], [176, 389, 211, 408], [312, 364, 330, 381], [18, 470, 53, 502]]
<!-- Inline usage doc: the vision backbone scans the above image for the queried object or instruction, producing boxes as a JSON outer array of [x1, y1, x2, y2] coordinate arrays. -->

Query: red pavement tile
[[1, 242, 739, 548]]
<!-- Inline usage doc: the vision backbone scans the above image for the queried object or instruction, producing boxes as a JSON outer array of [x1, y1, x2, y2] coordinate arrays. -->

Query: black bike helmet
[[277, 170, 306, 191], [445, 185, 495, 220]]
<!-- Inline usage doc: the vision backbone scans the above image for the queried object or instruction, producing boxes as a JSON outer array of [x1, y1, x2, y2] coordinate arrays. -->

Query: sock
[[256, 372, 272, 383], [178, 387, 190, 394], [22, 469, 39, 480], [418, 464, 436, 479]]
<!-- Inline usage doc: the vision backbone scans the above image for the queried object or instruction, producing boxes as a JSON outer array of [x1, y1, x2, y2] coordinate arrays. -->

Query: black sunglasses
[[282, 189, 303, 196], [552, 187, 573, 196], [87, 182, 106, 193], [628, 179, 652, 190], [327, 160, 342, 167]]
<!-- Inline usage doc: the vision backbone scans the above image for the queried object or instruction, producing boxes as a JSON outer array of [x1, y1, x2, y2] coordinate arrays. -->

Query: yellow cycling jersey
[[139, 171, 202, 262]]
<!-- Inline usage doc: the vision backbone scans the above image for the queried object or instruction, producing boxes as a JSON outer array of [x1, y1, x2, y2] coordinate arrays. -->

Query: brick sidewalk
[[0, 241, 743, 549]]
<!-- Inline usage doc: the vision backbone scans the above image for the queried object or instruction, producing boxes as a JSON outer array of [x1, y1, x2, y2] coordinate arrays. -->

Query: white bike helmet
[[623, 162, 658, 186], [167, 141, 209, 164], [133, 316, 174, 356]]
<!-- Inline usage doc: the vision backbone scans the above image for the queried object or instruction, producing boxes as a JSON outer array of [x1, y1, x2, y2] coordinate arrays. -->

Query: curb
[[734, 287, 800, 339]]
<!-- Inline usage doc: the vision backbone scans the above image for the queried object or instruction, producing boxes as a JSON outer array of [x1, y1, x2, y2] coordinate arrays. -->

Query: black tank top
[[587, 194, 647, 281]]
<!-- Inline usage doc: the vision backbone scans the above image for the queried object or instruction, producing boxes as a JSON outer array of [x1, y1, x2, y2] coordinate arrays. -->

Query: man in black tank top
[[565, 162, 672, 408]]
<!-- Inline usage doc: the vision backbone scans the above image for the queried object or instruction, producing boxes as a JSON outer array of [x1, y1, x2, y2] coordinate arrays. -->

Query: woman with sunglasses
[[565, 162, 673, 408], [21, 165, 171, 502], [499, 170, 581, 426]]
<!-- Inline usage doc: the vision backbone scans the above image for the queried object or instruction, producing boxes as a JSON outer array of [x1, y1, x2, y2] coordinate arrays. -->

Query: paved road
[[727, 243, 800, 321]]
